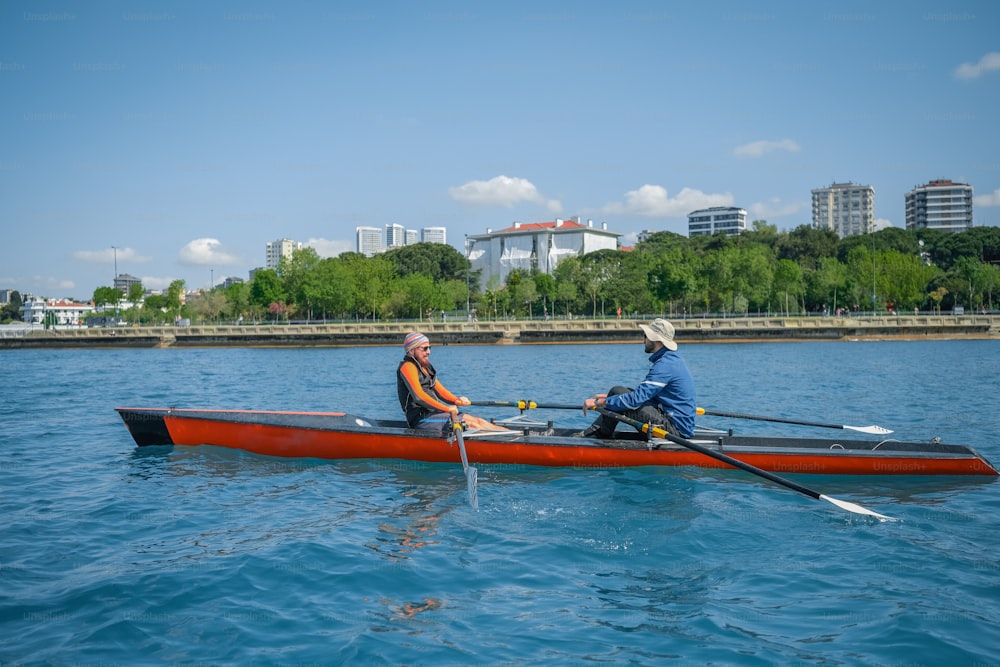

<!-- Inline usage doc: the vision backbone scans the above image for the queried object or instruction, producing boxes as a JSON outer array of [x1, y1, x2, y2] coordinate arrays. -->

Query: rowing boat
[[115, 407, 997, 476]]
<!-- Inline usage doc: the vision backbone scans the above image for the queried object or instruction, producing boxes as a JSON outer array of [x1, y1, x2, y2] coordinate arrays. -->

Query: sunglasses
[[419, 346, 431, 351]]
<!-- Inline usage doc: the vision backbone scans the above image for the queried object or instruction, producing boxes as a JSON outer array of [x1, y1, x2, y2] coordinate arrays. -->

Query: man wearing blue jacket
[[581, 318, 696, 438]]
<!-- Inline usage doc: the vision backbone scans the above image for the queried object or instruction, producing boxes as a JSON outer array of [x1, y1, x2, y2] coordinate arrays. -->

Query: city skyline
[[4, 0, 999, 300]]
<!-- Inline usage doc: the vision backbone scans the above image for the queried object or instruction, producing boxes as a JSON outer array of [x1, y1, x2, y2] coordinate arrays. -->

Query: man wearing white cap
[[581, 318, 696, 438]]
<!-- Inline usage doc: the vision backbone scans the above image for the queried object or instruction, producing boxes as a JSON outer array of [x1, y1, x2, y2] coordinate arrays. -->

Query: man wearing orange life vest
[[396, 332, 506, 432]]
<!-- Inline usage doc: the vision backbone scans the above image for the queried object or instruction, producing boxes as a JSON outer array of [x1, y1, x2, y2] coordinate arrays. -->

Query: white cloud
[[874, 218, 895, 231], [749, 198, 802, 219], [72, 246, 151, 263], [34, 275, 76, 291], [733, 139, 801, 158], [306, 237, 354, 257], [178, 238, 240, 266], [600, 185, 733, 218], [449, 175, 561, 213], [954, 51, 1000, 80], [974, 187, 1000, 207]]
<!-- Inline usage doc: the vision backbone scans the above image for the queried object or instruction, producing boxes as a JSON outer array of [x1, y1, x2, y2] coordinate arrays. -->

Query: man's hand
[[582, 395, 606, 415]]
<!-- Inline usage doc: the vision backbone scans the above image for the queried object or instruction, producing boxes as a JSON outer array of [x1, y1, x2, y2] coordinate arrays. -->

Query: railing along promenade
[[2, 314, 997, 349]]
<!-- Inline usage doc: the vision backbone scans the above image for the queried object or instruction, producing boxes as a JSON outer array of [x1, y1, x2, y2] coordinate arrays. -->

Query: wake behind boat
[[115, 407, 998, 477]]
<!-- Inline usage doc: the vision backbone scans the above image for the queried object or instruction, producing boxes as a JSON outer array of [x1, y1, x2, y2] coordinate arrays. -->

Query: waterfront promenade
[[2, 314, 997, 349]]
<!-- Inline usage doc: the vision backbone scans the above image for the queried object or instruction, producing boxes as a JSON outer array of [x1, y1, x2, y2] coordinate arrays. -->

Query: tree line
[[85, 223, 1000, 325]]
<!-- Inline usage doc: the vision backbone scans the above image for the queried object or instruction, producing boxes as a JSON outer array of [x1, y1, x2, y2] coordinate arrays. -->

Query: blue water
[[2, 340, 999, 665]]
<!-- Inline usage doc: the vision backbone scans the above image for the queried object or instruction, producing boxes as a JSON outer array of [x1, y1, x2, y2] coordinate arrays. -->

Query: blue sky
[[3, 0, 999, 300]]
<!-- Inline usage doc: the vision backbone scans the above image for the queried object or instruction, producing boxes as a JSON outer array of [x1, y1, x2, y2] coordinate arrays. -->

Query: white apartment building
[[385, 223, 406, 248], [356, 226, 383, 257], [405, 229, 419, 245], [467, 217, 620, 290], [905, 179, 974, 232], [688, 207, 748, 237], [421, 227, 446, 245], [265, 238, 302, 270], [811, 182, 875, 238]]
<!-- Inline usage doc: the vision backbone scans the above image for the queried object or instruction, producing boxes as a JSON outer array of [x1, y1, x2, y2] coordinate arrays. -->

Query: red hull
[[117, 408, 998, 477]]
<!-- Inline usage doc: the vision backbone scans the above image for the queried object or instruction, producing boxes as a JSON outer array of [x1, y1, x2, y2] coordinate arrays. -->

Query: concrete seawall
[[2, 315, 997, 349]]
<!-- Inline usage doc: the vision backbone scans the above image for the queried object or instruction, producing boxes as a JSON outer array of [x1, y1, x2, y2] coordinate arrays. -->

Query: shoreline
[[2, 315, 997, 349]]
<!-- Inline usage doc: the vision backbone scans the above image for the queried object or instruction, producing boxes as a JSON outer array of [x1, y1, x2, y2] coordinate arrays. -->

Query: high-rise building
[[421, 227, 446, 245], [405, 229, 419, 246], [385, 223, 406, 248], [114, 273, 142, 294], [905, 179, 973, 232], [266, 238, 302, 270], [688, 207, 748, 237], [356, 226, 382, 257], [811, 182, 875, 238]]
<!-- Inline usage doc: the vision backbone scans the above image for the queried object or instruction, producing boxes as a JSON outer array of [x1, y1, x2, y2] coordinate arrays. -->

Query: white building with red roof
[[467, 217, 621, 290], [19, 297, 94, 327]]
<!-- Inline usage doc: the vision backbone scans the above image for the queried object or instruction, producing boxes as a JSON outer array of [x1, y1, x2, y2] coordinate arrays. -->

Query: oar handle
[[471, 399, 580, 410]]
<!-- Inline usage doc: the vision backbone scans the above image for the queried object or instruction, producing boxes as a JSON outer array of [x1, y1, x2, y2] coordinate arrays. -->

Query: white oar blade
[[845, 424, 893, 435], [467, 466, 479, 510], [820, 494, 895, 521]]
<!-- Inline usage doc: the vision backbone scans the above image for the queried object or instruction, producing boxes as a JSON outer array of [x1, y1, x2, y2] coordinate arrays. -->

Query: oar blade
[[845, 424, 894, 435], [466, 466, 479, 510], [819, 494, 895, 521]]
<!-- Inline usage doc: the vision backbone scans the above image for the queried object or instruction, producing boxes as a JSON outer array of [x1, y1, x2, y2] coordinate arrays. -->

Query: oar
[[696, 407, 892, 435], [596, 408, 894, 521], [452, 420, 478, 510], [474, 401, 894, 435]]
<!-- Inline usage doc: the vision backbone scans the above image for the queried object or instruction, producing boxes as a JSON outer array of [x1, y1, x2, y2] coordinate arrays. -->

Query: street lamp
[[465, 235, 471, 317], [111, 245, 119, 319]]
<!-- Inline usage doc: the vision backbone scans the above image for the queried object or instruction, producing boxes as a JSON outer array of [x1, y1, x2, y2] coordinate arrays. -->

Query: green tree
[[552, 257, 584, 317], [778, 225, 839, 270], [166, 280, 186, 318], [310, 258, 356, 318], [880, 250, 941, 311], [93, 286, 122, 310], [279, 247, 321, 316], [951, 256, 989, 310], [187, 289, 228, 323], [388, 273, 439, 320], [342, 254, 397, 319], [928, 286, 948, 313], [810, 257, 849, 313], [142, 293, 169, 323], [773, 259, 803, 315], [223, 282, 251, 321], [512, 278, 538, 318], [249, 270, 285, 318], [646, 246, 698, 314], [0, 290, 22, 323], [384, 242, 468, 282], [534, 273, 556, 317], [126, 282, 145, 323]]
